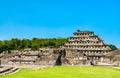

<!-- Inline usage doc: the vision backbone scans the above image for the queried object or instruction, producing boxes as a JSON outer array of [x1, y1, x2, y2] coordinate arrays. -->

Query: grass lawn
[[0, 66, 120, 78]]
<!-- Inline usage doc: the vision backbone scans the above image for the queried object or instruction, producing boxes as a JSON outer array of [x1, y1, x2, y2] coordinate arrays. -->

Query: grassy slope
[[0, 66, 120, 78]]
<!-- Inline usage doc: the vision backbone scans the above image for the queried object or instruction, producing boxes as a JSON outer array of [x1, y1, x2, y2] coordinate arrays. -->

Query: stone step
[[0, 67, 19, 75]]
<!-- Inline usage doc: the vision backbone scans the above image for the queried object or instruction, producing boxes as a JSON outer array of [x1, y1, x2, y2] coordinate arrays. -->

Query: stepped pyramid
[[65, 30, 112, 54], [63, 30, 112, 65]]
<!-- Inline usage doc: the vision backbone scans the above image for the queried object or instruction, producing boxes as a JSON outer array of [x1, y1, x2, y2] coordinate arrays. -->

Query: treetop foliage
[[108, 44, 118, 50], [0, 38, 68, 52]]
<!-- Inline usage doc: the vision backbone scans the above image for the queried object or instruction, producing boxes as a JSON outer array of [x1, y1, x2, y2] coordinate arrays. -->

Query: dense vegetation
[[0, 38, 68, 52], [1, 66, 120, 78]]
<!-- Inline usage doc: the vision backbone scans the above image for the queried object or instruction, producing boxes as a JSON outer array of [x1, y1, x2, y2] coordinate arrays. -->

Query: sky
[[0, 0, 120, 48]]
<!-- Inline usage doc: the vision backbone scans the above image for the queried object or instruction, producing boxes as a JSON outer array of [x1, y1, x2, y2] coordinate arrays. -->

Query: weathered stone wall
[[0, 48, 64, 66], [1, 49, 120, 67], [62, 49, 90, 65], [102, 50, 120, 66]]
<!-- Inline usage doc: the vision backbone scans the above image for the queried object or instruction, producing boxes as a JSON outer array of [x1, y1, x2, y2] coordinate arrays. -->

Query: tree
[[108, 44, 118, 50]]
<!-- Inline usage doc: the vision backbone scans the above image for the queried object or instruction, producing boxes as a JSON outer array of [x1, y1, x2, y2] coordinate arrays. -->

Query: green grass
[[0, 66, 120, 78]]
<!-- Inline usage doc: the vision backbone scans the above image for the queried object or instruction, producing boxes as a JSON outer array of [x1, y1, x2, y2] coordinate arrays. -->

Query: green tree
[[108, 44, 118, 50]]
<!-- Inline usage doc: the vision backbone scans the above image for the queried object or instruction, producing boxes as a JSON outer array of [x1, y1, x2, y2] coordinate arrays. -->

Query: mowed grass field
[[0, 66, 120, 78]]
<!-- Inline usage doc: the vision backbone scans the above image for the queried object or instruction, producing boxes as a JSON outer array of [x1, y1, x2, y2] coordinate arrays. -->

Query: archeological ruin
[[0, 30, 120, 75]]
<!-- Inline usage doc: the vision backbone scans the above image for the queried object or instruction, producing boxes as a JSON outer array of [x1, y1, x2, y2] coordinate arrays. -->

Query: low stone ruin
[[0, 48, 64, 66], [102, 50, 120, 66]]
